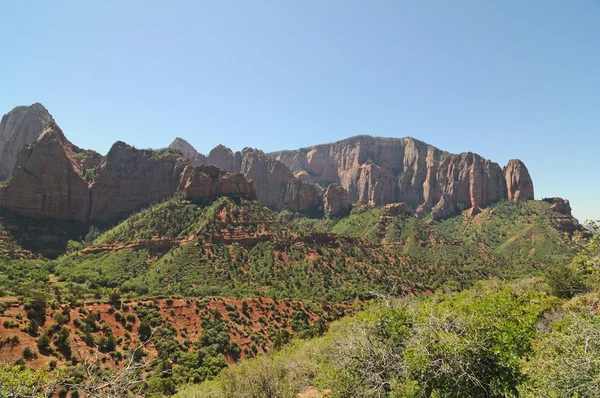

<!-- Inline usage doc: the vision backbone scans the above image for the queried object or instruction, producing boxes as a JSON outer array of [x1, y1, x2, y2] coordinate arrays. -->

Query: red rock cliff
[[269, 135, 534, 219], [89, 144, 190, 222], [0, 121, 90, 222], [180, 165, 257, 202], [0, 103, 54, 180], [504, 159, 535, 201], [202, 145, 321, 213]]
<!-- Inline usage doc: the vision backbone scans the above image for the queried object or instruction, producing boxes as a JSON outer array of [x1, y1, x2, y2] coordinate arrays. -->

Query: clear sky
[[1, 1, 598, 221]]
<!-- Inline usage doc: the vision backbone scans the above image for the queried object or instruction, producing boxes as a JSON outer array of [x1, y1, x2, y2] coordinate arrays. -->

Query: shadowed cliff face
[[268, 135, 535, 219], [0, 103, 54, 180]]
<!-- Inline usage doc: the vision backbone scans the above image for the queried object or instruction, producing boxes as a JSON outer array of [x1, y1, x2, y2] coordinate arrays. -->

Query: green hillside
[[51, 198, 582, 304], [0, 195, 594, 397], [177, 277, 600, 398]]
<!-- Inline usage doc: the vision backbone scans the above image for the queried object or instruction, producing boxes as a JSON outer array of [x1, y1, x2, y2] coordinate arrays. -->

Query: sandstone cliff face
[[0, 103, 54, 180], [0, 122, 90, 222], [0, 127, 260, 223], [269, 135, 534, 218], [504, 159, 535, 201], [323, 184, 352, 217], [169, 138, 207, 167], [200, 145, 321, 213], [89, 145, 189, 222], [180, 165, 257, 202]]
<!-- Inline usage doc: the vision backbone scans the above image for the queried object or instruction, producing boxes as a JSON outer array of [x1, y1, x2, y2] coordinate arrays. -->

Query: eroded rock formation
[[269, 135, 535, 219], [175, 139, 322, 213], [89, 144, 189, 222], [504, 159, 535, 201], [0, 121, 90, 222], [0, 126, 262, 223], [0, 103, 54, 180], [543, 197, 572, 216], [431, 194, 457, 221], [0, 103, 539, 223], [323, 183, 352, 217], [207, 144, 240, 172], [180, 165, 257, 202]]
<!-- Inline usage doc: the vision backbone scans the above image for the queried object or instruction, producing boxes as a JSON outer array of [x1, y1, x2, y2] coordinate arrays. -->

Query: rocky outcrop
[[0, 103, 54, 180], [180, 165, 257, 202], [238, 148, 321, 213], [89, 145, 189, 222], [384, 202, 413, 216], [169, 138, 207, 166], [431, 194, 457, 221], [543, 197, 572, 216], [464, 206, 482, 218], [0, 121, 90, 222], [416, 203, 431, 218], [504, 159, 534, 201], [269, 135, 535, 218], [323, 184, 352, 217]]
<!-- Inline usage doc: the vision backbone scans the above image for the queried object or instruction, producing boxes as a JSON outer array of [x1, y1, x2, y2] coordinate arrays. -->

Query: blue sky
[[1, 1, 598, 221]]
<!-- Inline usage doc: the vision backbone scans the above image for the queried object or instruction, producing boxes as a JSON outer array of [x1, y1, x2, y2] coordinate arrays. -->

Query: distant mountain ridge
[[0, 103, 536, 223], [268, 135, 534, 214], [0, 105, 257, 223], [171, 135, 534, 221]]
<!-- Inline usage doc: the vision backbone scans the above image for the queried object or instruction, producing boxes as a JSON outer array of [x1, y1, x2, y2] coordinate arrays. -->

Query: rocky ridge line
[[268, 135, 536, 220], [0, 122, 258, 222]]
